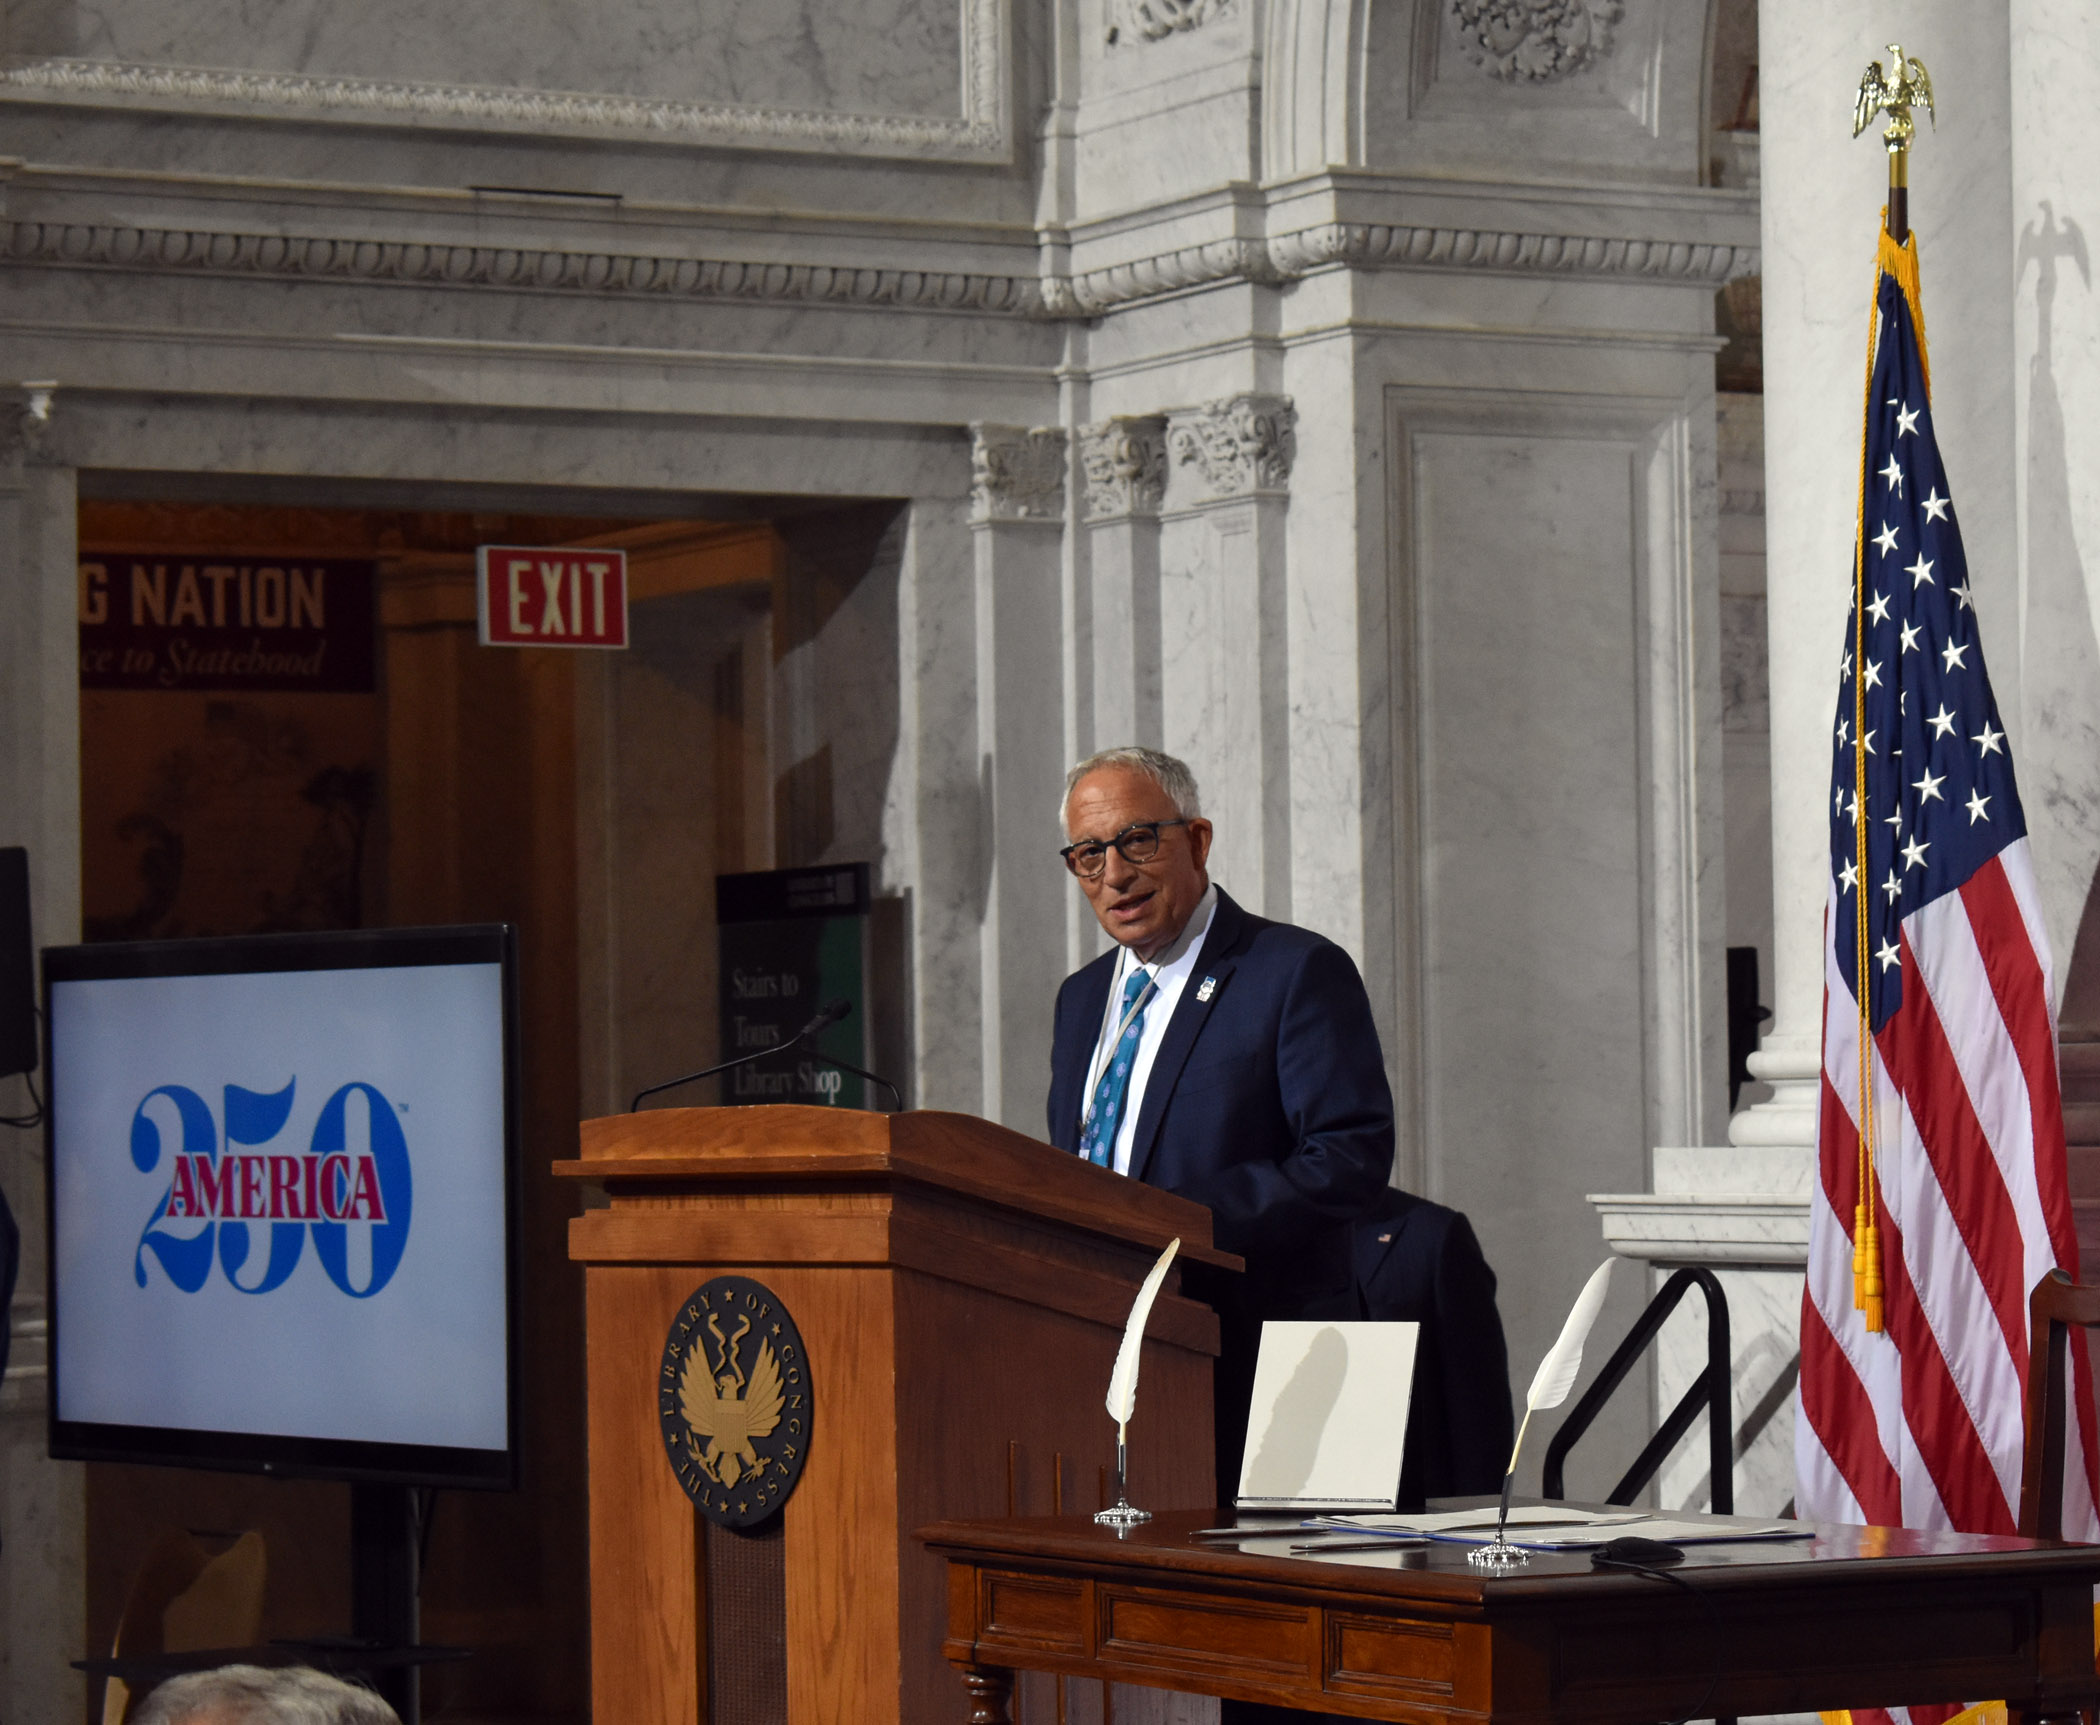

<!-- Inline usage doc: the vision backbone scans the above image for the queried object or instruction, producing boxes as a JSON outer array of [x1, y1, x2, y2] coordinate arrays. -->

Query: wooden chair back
[[2018, 1269, 2100, 1540], [101, 1530, 267, 1725]]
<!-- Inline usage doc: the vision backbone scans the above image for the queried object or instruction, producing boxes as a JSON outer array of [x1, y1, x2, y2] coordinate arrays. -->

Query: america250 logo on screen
[[130, 1077, 415, 1298], [49, 963, 507, 1452]]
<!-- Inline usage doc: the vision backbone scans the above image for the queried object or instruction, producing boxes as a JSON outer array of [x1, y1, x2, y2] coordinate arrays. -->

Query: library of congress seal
[[659, 1275, 812, 1527]]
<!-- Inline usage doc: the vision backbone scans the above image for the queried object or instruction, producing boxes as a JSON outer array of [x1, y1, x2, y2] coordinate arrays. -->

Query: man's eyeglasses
[[1060, 819, 1189, 879]]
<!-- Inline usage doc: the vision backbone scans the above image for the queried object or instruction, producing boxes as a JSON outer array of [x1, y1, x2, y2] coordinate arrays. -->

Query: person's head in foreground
[[131, 1664, 401, 1725]]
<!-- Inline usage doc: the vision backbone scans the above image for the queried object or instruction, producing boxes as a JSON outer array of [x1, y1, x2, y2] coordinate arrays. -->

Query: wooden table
[[921, 1508, 2100, 1725]]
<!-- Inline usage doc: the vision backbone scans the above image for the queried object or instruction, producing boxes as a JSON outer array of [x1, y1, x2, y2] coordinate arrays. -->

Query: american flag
[[1796, 235, 2100, 1598]]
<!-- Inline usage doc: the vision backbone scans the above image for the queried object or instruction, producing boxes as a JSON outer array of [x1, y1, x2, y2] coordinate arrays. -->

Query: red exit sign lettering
[[476, 547, 629, 649]]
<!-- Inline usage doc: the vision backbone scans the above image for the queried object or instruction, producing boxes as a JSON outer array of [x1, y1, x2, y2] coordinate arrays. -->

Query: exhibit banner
[[78, 556, 377, 694]]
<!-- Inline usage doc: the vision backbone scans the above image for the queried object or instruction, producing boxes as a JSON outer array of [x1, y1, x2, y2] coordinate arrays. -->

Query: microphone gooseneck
[[629, 998, 900, 1112]]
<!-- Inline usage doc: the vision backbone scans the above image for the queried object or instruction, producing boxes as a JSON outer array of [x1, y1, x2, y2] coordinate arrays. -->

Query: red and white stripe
[[1799, 838, 2098, 1725], [1798, 837, 2099, 1560]]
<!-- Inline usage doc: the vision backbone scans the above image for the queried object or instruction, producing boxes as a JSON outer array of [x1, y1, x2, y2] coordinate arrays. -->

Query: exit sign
[[476, 547, 629, 649]]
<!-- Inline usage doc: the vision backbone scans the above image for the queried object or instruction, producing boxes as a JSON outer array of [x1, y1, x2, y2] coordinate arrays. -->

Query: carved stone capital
[[1, 383, 57, 465], [1077, 417, 1168, 521], [1165, 395, 1295, 504], [1450, 0, 1622, 84], [1114, 0, 1234, 44], [969, 424, 1067, 523]]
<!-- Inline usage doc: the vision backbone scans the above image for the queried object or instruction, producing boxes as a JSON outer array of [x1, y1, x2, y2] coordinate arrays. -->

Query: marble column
[[969, 425, 1070, 1131], [895, 493, 987, 1116], [1158, 396, 1295, 919], [1740, 0, 2016, 1157], [1078, 415, 1167, 756], [0, 386, 86, 1724], [1593, 2, 2025, 1521]]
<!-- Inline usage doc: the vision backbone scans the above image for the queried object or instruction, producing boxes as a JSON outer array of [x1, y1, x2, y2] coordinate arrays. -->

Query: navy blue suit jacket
[[1047, 888, 1395, 1317], [1353, 1188, 1514, 1506]]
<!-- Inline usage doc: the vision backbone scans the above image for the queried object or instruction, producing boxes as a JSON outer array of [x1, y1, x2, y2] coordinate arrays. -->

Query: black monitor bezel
[[42, 923, 522, 1491]]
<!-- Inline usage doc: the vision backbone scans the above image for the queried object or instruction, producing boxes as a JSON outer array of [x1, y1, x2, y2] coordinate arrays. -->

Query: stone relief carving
[[0, 215, 1756, 324], [1077, 418, 1168, 520], [0, 0, 1008, 163], [1114, 0, 1234, 44], [1, 384, 57, 465], [1040, 237, 1275, 317], [1262, 221, 1748, 282], [1050, 223, 1754, 314], [1449, 0, 1621, 83], [970, 425, 1067, 522], [1166, 396, 1294, 503], [0, 219, 1044, 314]]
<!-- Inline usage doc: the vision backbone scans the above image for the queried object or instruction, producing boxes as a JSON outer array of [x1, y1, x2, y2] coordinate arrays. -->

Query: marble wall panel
[[2011, 0, 2100, 987], [1653, 1265, 1804, 1518], [1158, 495, 1290, 919], [1394, 410, 1662, 1489], [1280, 336, 1375, 959], [47, 395, 972, 512], [1360, 0, 1706, 185], [0, 287, 1058, 436], [975, 515, 1069, 1130], [0, 265, 1058, 378], [1073, 0, 1258, 212], [896, 497, 991, 1113], [10, 0, 965, 116], [774, 506, 911, 874]]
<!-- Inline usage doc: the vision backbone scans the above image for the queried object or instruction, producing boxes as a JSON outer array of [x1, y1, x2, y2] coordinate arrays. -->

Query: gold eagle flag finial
[[1854, 45, 1935, 246], [1854, 44, 1935, 153]]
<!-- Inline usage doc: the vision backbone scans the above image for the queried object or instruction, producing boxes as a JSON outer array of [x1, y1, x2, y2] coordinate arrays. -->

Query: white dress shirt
[[1080, 883, 1219, 1176]]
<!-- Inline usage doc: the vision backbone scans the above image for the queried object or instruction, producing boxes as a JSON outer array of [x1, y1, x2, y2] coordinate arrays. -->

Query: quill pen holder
[[1466, 1472, 1532, 1568], [1095, 1437, 1151, 1528], [1465, 1537, 1530, 1570]]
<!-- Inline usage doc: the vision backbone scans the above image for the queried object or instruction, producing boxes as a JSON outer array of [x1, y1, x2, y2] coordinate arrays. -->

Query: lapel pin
[[1196, 976, 1217, 1003]]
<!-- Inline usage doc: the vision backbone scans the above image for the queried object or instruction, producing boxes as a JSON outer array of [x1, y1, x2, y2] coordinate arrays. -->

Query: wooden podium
[[556, 1105, 1234, 1725]]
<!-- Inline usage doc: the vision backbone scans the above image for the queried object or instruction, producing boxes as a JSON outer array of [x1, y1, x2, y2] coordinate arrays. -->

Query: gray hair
[[132, 1664, 401, 1725], [1061, 747, 1202, 831]]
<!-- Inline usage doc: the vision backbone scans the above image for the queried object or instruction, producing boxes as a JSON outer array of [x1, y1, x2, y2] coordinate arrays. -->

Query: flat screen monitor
[[43, 925, 519, 1489]]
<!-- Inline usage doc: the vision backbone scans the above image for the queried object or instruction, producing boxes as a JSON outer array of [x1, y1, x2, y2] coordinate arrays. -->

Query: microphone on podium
[[797, 998, 851, 1037], [629, 998, 902, 1113]]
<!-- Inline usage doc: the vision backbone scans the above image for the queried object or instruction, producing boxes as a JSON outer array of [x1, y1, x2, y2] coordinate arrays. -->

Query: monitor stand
[[351, 1482, 422, 1724]]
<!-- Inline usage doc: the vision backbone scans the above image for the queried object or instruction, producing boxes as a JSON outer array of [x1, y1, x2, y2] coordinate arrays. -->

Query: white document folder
[[1235, 1320, 1419, 1512]]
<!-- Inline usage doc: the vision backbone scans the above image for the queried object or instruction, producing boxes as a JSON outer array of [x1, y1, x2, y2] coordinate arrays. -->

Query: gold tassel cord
[[1849, 46, 1934, 1335], [1849, 223, 1930, 1333], [1853, 266, 1879, 1330]]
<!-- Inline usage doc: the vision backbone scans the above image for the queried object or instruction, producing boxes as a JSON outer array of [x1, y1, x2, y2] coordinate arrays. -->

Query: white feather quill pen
[[1107, 1237, 1181, 1442], [1097, 1238, 1181, 1525], [1497, 1258, 1615, 1541]]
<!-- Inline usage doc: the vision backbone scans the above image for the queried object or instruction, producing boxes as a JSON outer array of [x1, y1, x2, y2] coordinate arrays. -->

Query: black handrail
[[1542, 1266, 1732, 1514]]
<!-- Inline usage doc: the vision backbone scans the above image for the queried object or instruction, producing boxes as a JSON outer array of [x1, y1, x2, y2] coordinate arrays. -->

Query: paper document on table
[[1317, 1508, 1803, 1546], [1235, 1321, 1418, 1511], [1326, 1507, 1638, 1534]]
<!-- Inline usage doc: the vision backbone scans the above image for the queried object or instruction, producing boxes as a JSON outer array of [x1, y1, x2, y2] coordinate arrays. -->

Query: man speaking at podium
[[1048, 746, 1395, 1491]]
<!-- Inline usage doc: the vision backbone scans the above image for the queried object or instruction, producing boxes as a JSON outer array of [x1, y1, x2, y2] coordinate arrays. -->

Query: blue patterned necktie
[[1079, 969, 1153, 1169]]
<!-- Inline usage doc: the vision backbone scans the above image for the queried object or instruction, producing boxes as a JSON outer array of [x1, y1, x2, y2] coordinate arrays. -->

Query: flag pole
[[1847, 45, 1935, 1333]]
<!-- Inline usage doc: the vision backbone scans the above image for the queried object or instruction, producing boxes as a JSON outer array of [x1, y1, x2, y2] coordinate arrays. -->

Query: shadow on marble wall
[[773, 503, 919, 1099], [774, 503, 906, 870], [2017, 202, 2100, 984]]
